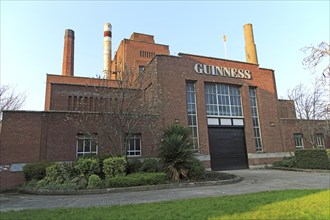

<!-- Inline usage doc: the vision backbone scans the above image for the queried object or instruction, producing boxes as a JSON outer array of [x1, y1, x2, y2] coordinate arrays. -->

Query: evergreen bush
[[295, 149, 330, 169], [73, 158, 100, 177], [45, 162, 75, 184], [103, 156, 127, 178], [105, 172, 167, 188], [23, 161, 54, 181], [187, 158, 206, 180], [272, 157, 297, 168], [87, 174, 103, 189], [141, 158, 163, 173], [326, 149, 330, 160], [126, 158, 142, 174]]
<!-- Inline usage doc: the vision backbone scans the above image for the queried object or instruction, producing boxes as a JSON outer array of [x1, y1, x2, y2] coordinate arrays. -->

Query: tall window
[[249, 88, 263, 152], [139, 65, 145, 74], [186, 82, 199, 151], [205, 84, 242, 117], [316, 133, 325, 148], [76, 133, 98, 158], [126, 134, 141, 156], [294, 133, 304, 149]]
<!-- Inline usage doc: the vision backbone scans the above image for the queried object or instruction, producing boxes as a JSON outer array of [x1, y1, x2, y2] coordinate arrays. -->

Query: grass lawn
[[1, 189, 329, 220]]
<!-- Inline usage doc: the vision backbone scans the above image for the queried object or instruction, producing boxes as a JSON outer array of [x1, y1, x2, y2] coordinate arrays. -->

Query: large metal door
[[208, 127, 248, 170]]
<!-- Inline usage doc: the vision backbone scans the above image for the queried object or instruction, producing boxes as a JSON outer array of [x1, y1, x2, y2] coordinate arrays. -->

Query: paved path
[[1, 169, 329, 212]]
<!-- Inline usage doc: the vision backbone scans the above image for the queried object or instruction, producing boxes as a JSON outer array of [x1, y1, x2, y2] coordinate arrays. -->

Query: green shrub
[[158, 123, 195, 181], [187, 158, 205, 180], [35, 179, 49, 189], [45, 162, 75, 184], [74, 158, 100, 177], [21, 179, 38, 190], [105, 172, 167, 188], [87, 174, 103, 189], [295, 149, 330, 169], [272, 157, 296, 168], [70, 176, 88, 189], [141, 158, 163, 173], [126, 158, 142, 174], [23, 161, 54, 181], [326, 149, 330, 160], [103, 156, 127, 178]]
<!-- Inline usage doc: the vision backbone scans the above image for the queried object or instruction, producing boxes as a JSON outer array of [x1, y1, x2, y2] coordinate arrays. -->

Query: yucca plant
[[158, 123, 194, 181]]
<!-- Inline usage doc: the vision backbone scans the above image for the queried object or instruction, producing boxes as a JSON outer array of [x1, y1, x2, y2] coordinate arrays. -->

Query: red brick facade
[[1, 32, 329, 190]]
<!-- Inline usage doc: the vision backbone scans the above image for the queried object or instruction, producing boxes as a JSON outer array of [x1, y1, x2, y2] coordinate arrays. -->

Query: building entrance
[[208, 127, 248, 170]]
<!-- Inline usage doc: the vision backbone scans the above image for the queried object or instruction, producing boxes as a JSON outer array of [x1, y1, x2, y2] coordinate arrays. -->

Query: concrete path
[[1, 169, 329, 212]]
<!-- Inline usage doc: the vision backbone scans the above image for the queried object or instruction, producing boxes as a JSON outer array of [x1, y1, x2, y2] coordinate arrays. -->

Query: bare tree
[[288, 80, 329, 148], [0, 85, 26, 121], [301, 42, 330, 78], [66, 65, 165, 157]]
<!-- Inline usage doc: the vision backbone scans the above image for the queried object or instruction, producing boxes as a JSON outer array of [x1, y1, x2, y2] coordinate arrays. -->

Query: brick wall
[[280, 118, 330, 151], [152, 54, 284, 158], [278, 99, 296, 119], [0, 112, 43, 164], [112, 34, 169, 80], [0, 110, 160, 189], [45, 75, 119, 111], [0, 171, 25, 191]]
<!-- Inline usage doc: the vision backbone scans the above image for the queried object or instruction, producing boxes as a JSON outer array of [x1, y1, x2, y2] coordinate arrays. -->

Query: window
[[186, 82, 199, 151], [249, 88, 263, 152], [205, 84, 242, 117], [139, 65, 145, 74], [76, 134, 98, 158], [294, 133, 304, 149], [126, 134, 141, 156], [139, 51, 155, 58], [316, 133, 325, 148]]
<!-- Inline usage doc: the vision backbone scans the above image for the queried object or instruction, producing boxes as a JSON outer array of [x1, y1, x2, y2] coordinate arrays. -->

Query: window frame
[[316, 133, 325, 149], [249, 87, 263, 152], [205, 83, 243, 118], [76, 133, 98, 158], [186, 81, 200, 152], [126, 134, 142, 157], [294, 133, 304, 149]]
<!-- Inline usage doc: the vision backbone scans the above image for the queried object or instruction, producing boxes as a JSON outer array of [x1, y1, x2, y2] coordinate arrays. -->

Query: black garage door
[[208, 127, 248, 171]]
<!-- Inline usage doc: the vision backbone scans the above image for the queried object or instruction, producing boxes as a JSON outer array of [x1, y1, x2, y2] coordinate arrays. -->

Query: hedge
[[295, 149, 330, 170], [105, 172, 167, 188], [272, 157, 296, 168], [23, 161, 54, 181]]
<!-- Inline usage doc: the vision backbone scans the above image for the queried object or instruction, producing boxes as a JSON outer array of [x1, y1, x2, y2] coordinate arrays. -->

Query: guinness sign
[[194, 63, 252, 80]]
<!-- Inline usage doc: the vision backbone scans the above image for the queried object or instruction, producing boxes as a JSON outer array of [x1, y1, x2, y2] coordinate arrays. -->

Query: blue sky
[[1, 1, 329, 110]]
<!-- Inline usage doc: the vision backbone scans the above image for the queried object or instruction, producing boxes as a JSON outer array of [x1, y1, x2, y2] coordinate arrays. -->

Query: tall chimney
[[62, 29, 75, 76], [243, 24, 258, 64], [103, 23, 112, 78]]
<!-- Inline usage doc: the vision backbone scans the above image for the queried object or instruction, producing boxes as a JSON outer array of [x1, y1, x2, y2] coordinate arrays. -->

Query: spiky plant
[[158, 123, 194, 181]]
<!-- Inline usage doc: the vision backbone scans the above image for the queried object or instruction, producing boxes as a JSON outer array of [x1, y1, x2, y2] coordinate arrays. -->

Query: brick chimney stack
[[62, 29, 75, 76]]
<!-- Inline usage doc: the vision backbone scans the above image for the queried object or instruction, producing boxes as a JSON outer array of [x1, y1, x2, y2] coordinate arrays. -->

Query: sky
[[1, 0, 329, 111]]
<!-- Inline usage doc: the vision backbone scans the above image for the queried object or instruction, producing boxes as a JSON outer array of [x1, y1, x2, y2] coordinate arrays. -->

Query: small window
[[139, 66, 145, 74], [76, 133, 98, 158], [126, 134, 141, 157], [294, 133, 304, 149], [316, 133, 325, 149]]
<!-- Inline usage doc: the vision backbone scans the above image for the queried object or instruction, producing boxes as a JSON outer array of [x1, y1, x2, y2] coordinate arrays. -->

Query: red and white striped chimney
[[62, 29, 75, 76], [103, 23, 112, 78]]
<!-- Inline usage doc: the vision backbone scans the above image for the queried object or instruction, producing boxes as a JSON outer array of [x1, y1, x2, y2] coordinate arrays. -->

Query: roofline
[[178, 52, 274, 71], [122, 38, 169, 48]]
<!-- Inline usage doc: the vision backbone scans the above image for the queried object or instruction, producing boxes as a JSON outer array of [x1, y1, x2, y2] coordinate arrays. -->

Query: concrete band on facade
[[0, 24, 329, 191]]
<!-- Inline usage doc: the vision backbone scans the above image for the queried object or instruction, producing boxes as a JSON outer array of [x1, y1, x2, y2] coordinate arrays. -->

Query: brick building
[[0, 23, 329, 190]]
